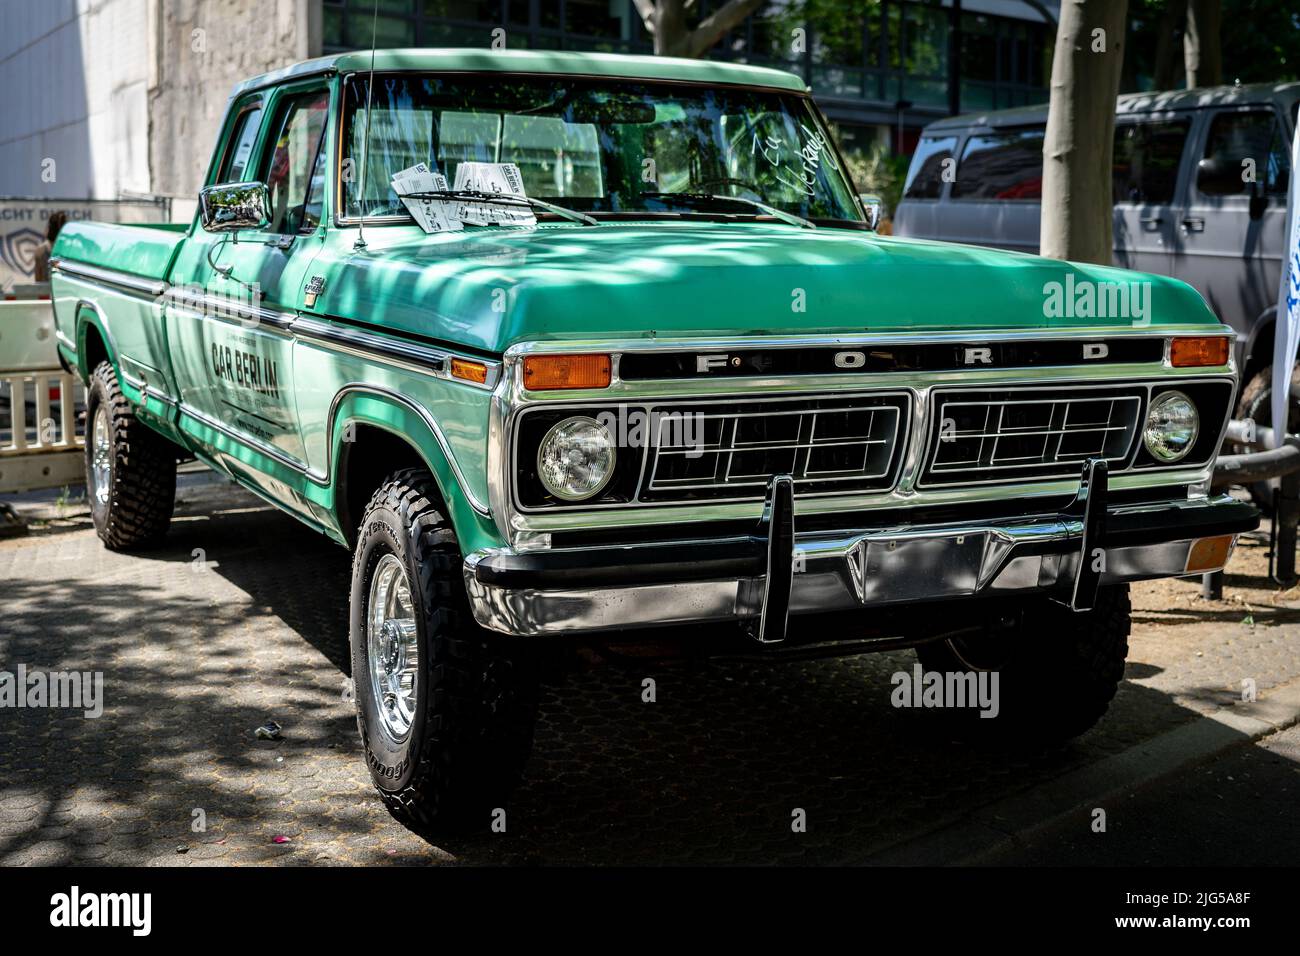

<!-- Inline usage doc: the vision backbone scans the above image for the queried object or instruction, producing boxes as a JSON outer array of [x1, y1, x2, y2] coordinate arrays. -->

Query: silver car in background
[[895, 81, 1300, 421]]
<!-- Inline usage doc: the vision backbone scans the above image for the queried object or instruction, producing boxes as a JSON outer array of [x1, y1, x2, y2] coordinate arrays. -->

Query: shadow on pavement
[[0, 482, 1265, 865]]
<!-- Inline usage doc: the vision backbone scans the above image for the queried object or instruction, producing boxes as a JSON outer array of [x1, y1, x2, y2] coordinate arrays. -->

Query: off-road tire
[[1234, 365, 1300, 514], [914, 585, 1131, 742], [85, 361, 177, 550], [349, 468, 538, 834]]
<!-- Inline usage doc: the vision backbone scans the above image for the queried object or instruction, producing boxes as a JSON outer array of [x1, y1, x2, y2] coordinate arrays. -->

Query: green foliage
[[1128, 0, 1300, 88], [839, 140, 909, 218]]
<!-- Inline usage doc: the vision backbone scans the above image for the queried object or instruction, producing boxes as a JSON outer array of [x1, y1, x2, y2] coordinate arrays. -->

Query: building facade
[[0, 0, 1055, 207], [319, 1, 1059, 158]]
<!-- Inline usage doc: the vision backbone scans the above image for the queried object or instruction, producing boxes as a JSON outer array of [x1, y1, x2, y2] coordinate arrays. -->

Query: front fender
[[321, 388, 500, 555]]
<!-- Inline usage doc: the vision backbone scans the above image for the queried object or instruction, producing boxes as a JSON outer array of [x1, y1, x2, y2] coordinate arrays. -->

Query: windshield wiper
[[640, 191, 815, 229], [402, 189, 598, 226]]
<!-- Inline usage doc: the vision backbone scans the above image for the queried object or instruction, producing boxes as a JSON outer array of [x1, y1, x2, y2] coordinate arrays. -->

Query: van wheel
[[1234, 365, 1300, 514], [349, 468, 538, 834], [914, 586, 1130, 742], [85, 361, 176, 550]]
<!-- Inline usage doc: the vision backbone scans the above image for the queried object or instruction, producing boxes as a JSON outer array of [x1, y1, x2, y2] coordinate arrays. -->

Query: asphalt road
[[1, 472, 1298, 865]]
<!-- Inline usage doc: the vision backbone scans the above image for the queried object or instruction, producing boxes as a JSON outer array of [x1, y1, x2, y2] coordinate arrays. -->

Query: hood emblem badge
[[304, 275, 326, 308]]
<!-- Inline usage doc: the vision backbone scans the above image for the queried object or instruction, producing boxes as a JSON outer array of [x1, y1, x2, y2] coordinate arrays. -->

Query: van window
[[1113, 119, 1188, 205], [903, 135, 958, 199], [951, 126, 1044, 200], [1197, 109, 1291, 197]]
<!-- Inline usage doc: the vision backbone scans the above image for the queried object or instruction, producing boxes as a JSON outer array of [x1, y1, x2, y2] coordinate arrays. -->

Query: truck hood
[[310, 221, 1218, 355]]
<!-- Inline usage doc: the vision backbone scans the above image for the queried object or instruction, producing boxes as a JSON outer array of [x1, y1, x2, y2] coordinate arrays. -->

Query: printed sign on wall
[[0, 198, 171, 291]]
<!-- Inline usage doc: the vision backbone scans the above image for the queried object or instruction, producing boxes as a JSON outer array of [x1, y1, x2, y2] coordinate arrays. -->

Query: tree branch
[[681, 0, 764, 57]]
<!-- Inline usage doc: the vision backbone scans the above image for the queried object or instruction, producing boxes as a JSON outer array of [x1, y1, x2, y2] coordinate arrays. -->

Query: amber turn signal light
[[1171, 336, 1230, 368], [1185, 534, 1235, 574], [450, 358, 488, 384], [523, 354, 612, 390]]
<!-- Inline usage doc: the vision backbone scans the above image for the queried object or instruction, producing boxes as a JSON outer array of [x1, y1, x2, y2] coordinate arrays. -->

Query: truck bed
[[52, 221, 188, 283]]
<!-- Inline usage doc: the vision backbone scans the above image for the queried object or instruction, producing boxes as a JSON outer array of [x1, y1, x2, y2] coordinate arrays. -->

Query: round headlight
[[537, 416, 617, 501], [1144, 390, 1199, 463]]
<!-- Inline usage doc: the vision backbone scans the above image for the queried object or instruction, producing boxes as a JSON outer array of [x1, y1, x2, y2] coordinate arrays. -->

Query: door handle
[[1181, 217, 1206, 232], [1139, 216, 1163, 231]]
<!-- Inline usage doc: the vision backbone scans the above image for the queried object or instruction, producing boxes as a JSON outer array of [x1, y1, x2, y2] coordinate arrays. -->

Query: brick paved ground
[[1, 474, 1297, 865]]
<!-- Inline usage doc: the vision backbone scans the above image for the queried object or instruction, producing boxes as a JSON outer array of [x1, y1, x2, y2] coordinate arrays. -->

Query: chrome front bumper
[[463, 469, 1257, 638]]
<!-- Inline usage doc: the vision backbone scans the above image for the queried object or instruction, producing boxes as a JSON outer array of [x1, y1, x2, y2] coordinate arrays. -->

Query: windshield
[[340, 73, 862, 225]]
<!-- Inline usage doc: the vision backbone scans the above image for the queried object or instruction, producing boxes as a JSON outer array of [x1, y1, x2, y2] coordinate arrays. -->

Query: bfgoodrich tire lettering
[[85, 361, 177, 550], [349, 468, 538, 833]]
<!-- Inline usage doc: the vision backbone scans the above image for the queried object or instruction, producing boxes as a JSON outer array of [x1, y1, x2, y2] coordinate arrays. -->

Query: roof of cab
[[920, 80, 1300, 133], [228, 48, 808, 100]]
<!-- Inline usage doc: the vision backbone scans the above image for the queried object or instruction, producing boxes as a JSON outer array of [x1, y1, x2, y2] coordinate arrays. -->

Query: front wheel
[[349, 468, 538, 834], [914, 586, 1131, 742]]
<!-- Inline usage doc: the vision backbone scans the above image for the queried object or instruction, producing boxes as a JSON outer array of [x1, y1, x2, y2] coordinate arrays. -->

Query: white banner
[[1272, 121, 1300, 447]]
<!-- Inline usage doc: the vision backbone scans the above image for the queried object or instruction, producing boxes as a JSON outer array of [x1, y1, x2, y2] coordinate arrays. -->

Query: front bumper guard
[[463, 460, 1259, 639]]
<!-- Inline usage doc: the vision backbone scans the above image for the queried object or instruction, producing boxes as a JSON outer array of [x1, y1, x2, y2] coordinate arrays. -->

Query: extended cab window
[[903, 135, 958, 199], [951, 126, 1044, 200], [1197, 109, 1291, 197], [260, 89, 330, 234], [219, 103, 264, 183], [1113, 119, 1188, 205]]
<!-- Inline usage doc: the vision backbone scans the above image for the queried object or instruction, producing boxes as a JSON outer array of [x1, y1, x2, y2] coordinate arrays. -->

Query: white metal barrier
[[0, 369, 85, 493]]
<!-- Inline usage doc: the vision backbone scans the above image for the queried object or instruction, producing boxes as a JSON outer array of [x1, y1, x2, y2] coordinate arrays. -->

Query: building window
[[321, 1, 1052, 123]]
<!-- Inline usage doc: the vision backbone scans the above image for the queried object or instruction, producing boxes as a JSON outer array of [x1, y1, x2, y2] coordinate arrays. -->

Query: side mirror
[[199, 181, 271, 233], [858, 193, 884, 230], [1196, 157, 1245, 197]]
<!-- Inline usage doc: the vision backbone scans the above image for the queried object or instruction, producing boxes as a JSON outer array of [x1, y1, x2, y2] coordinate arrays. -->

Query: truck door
[[168, 82, 330, 490], [1172, 104, 1291, 345], [1111, 111, 1191, 279]]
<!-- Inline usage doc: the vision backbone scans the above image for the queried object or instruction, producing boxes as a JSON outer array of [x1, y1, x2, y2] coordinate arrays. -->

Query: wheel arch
[[327, 387, 496, 552], [75, 301, 116, 382], [1242, 305, 1279, 385]]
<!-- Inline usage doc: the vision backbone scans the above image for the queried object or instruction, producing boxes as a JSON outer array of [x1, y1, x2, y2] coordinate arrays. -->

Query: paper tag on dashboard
[[391, 163, 461, 234], [451, 162, 536, 227]]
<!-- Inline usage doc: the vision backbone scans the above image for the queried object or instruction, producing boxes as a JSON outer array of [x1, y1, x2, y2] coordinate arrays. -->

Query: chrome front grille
[[639, 394, 910, 502], [921, 386, 1144, 486]]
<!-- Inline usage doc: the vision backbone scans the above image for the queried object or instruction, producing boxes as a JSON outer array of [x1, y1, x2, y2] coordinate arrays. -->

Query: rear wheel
[[349, 468, 538, 834], [914, 586, 1131, 742], [85, 361, 177, 550]]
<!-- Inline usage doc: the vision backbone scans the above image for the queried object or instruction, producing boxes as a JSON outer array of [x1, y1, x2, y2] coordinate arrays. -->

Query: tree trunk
[[1152, 0, 1186, 91], [635, 0, 765, 58], [649, 0, 690, 56], [1184, 0, 1223, 88], [1040, 0, 1129, 264]]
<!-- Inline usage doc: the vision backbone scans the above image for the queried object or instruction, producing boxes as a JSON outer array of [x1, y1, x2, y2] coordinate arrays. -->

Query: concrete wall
[[0, 0, 319, 206], [0, 0, 154, 199], [149, 0, 319, 202]]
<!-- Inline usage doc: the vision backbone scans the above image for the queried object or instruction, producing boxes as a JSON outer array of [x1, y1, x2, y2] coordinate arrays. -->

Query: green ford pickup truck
[[50, 48, 1258, 832]]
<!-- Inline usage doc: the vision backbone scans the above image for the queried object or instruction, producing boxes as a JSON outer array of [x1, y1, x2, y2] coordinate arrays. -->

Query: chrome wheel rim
[[367, 553, 419, 741], [90, 404, 111, 506]]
